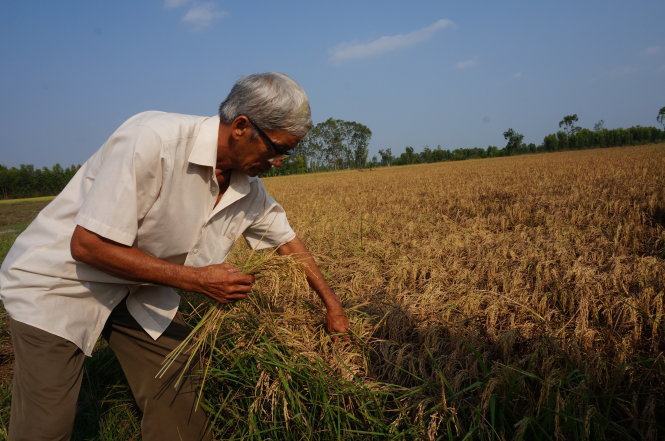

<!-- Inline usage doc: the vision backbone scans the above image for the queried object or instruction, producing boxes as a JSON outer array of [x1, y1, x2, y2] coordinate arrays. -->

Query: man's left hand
[[275, 236, 350, 337], [325, 308, 350, 335]]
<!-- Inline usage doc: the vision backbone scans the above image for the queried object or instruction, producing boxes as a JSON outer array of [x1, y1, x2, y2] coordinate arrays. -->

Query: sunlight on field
[[0, 196, 54, 205], [0, 144, 664, 439], [252, 144, 665, 439]]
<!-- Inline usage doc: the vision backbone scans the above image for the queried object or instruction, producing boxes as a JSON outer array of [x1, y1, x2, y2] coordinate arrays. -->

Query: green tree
[[593, 119, 605, 131], [503, 128, 524, 154], [396, 146, 419, 165], [543, 134, 559, 151], [559, 114, 581, 135], [299, 118, 372, 169], [378, 148, 394, 166], [0, 163, 80, 199], [657, 107, 665, 129], [486, 145, 501, 157]]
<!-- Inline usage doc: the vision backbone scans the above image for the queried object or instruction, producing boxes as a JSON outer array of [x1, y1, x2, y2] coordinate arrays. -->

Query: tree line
[[268, 108, 665, 175], [0, 164, 80, 199], [2, 108, 664, 198]]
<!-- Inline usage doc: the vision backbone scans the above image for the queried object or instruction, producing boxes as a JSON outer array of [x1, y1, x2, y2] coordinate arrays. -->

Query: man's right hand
[[193, 263, 255, 304]]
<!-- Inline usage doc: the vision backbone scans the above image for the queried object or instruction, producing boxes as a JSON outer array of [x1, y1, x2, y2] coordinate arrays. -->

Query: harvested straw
[[157, 246, 369, 411], [156, 250, 302, 395]]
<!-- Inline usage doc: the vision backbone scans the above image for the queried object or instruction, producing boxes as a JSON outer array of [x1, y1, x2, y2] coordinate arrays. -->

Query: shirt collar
[[188, 114, 252, 214], [208, 169, 252, 219], [188, 115, 220, 168]]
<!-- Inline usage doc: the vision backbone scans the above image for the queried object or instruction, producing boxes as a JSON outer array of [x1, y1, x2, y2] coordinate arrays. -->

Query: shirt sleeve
[[75, 124, 163, 246], [243, 181, 296, 250]]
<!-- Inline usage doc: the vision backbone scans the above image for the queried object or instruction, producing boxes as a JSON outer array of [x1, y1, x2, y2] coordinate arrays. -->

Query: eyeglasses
[[246, 117, 293, 157]]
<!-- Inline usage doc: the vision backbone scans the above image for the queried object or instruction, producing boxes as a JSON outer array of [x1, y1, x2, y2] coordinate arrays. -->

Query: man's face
[[225, 117, 302, 177]]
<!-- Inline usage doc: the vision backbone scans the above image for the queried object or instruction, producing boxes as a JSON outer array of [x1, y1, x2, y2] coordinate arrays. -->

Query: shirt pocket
[[189, 233, 238, 267], [215, 209, 258, 246]]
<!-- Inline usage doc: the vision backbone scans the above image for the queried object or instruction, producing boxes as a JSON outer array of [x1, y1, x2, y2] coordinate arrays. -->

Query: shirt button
[[192, 248, 199, 254]]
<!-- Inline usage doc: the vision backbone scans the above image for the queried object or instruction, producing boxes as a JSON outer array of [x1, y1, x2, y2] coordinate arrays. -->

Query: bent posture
[[0, 72, 349, 441]]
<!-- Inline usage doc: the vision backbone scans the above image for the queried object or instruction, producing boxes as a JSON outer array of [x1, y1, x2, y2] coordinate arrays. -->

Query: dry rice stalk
[[156, 249, 308, 393]]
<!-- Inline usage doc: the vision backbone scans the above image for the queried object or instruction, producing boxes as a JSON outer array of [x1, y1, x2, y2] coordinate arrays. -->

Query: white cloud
[[643, 45, 662, 56], [512, 71, 523, 79], [454, 58, 479, 70], [182, 2, 227, 29], [164, 0, 190, 8], [329, 18, 455, 64]]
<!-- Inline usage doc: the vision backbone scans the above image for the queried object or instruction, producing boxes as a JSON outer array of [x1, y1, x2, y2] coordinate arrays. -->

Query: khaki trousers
[[8, 298, 213, 441]]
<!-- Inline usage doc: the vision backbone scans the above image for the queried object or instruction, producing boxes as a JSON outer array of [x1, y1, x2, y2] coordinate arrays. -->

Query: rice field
[[1, 144, 664, 440]]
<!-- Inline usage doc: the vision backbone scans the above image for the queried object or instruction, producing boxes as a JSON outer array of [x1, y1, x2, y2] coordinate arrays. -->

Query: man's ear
[[231, 115, 250, 139]]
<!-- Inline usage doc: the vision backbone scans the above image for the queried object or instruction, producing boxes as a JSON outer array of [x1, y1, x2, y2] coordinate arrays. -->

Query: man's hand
[[193, 263, 255, 304], [277, 236, 350, 338], [70, 225, 254, 305], [325, 308, 350, 335]]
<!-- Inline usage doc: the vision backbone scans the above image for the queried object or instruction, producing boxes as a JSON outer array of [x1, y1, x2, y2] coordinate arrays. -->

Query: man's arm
[[277, 235, 350, 334], [70, 225, 254, 304]]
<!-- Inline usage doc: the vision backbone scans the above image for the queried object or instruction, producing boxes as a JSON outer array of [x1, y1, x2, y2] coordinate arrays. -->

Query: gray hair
[[219, 72, 312, 138]]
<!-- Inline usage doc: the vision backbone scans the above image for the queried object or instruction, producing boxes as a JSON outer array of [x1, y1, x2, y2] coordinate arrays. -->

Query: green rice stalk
[[156, 246, 341, 400]]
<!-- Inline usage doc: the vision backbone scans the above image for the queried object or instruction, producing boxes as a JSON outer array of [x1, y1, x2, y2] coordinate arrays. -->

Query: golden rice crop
[[172, 144, 664, 440], [250, 145, 663, 439], [157, 252, 308, 397]]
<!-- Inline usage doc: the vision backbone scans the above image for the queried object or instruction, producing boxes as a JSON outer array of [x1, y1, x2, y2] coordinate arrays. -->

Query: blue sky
[[1, 0, 664, 167]]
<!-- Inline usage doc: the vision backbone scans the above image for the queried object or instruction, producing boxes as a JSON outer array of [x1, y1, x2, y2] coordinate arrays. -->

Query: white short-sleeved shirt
[[0, 111, 296, 355]]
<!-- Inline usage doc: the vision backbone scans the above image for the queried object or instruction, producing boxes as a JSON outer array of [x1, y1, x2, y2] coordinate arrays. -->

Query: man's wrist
[[169, 265, 200, 292], [324, 300, 345, 314]]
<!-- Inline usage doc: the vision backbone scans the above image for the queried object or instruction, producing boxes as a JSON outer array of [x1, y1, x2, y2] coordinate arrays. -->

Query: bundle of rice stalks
[[157, 247, 373, 421], [157, 251, 300, 396]]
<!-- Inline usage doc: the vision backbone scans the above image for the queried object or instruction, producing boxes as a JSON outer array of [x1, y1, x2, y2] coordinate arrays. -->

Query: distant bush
[[545, 126, 665, 151], [269, 123, 665, 177], [4, 125, 665, 193], [0, 163, 80, 199]]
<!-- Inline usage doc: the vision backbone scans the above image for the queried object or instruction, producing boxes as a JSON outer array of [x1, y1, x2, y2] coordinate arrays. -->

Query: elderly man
[[0, 72, 349, 440]]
